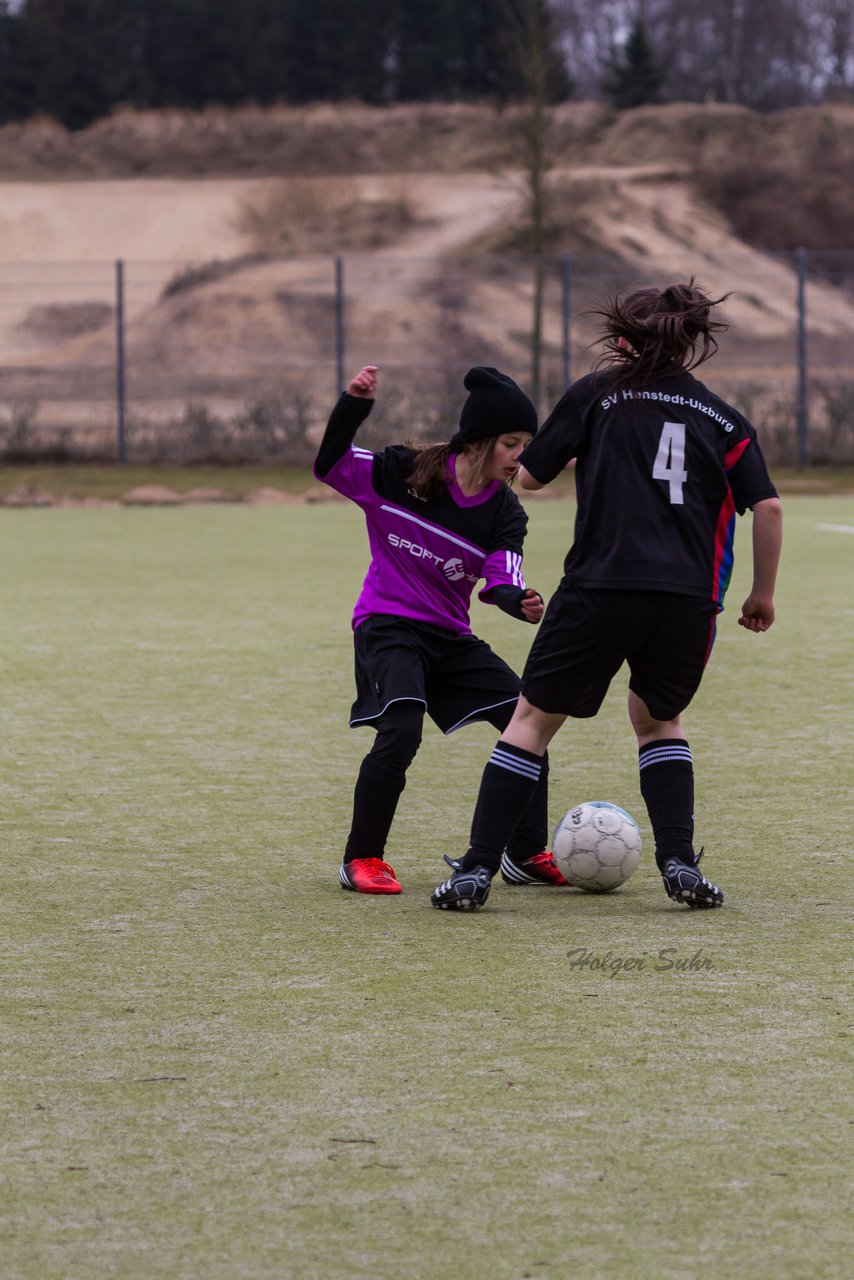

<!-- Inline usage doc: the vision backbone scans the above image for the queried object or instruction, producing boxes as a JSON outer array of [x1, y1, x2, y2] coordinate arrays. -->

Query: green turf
[[0, 497, 851, 1280], [0, 462, 853, 502], [0, 463, 315, 501]]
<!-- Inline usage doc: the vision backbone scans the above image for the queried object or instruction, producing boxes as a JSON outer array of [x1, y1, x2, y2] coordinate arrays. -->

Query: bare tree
[[803, 0, 854, 96], [552, 0, 848, 106], [503, 0, 567, 405], [553, 0, 638, 99]]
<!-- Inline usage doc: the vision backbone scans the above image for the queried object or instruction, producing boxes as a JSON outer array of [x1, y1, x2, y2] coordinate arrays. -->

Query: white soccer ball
[[552, 801, 642, 892]]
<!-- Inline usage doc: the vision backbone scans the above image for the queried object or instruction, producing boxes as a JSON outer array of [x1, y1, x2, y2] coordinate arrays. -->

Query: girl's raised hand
[[348, 365, 378, 398]]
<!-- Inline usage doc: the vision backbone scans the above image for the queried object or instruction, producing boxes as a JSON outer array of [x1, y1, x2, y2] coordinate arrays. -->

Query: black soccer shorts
[[350, 614, 521, 734], [521, 582, 719, 722]]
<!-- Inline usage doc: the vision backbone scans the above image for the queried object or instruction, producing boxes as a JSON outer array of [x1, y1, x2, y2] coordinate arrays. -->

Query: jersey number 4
[[652, 421, 688, 504]]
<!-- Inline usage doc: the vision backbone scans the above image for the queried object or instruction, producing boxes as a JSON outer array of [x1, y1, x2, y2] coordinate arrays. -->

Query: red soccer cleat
[[339, 857, 402, 895], [500, 849, 570, 887]]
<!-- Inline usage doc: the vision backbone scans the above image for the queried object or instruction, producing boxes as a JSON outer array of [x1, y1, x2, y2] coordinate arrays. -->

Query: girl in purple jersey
[[315, 363, 568, 895], [432, 281, 782, 913]]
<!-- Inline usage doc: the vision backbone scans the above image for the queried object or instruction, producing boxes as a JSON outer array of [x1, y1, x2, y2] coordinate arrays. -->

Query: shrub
[[233, 177, 419, 255], [693, 127, 854, 252]]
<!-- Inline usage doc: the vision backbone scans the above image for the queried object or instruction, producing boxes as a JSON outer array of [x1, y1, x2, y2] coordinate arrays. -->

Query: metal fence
[[1, 251, 853, 466]]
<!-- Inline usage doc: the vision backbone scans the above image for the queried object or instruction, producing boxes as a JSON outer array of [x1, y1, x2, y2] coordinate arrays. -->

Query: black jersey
[[520, 370, 778, 607]]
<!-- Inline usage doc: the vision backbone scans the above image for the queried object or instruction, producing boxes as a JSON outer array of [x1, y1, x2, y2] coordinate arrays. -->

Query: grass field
[[0, 496, 851, 1280], [0, 463, 854, 502]]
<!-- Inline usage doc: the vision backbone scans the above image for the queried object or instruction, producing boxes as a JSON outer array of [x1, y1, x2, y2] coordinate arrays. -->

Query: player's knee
[[631, 709, 683, 742], [484, 699, 518, 733], [372, 704, 424, 768], [628, 690, 681, 740]]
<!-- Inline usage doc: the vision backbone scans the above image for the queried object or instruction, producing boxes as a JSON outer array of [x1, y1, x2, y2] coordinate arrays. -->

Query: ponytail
[[590, 278, 730, 391]]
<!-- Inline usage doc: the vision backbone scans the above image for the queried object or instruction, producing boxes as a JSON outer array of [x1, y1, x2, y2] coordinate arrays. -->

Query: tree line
[[557, 0, 853, 111], [0, 0, 851, 131]]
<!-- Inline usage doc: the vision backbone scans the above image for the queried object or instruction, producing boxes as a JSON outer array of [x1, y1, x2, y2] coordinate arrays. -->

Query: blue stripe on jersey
[[715, 512, 736, 605]]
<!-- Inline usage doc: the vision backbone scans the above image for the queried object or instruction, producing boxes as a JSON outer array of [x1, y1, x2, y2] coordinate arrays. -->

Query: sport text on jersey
[[601, 389, 735, 433], [387, 532, 479, 584]]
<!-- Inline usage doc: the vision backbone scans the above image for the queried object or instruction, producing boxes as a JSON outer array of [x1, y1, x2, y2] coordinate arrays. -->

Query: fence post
[[795, 247, 808, 467], [334, 255, 345, 395], [561, 254, 571, 388], [115, 259, 127, 464]]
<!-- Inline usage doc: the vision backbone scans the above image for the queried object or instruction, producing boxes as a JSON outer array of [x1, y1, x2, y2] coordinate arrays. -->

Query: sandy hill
[[1, 101, 852, 442], [2, 99, 853, 266], [3, 99, 853, 181]]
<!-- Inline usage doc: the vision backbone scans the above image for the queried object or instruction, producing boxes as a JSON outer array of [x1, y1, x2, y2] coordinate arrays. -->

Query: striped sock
[[638, 738, 695, 870], [462, 740, 544, 874], [506, 750, 549, 862]]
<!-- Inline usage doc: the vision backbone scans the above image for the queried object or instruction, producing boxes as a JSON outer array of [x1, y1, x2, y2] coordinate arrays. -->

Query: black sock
[[461, 741, 544, 875], [638, 739, 695, 871], [505, 751, 549, 862], [345, 754, 406, 861]]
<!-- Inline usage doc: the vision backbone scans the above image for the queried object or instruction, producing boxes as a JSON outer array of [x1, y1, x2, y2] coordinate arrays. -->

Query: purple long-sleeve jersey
[[314, 394, 530, 635]]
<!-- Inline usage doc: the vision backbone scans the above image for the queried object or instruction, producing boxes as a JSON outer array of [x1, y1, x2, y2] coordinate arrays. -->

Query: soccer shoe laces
[[430, 864, 492, 911], [661, 854, 723, 909], [353, 856, 397, 877]]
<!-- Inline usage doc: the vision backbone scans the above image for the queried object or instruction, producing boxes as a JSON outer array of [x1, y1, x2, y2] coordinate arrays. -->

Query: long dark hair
[[406, 438, 497, 501], [589, 278, 730, 392]]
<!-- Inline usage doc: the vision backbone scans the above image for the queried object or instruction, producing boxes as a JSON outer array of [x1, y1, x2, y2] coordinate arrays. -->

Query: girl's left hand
[[521, 589, 544, 623]]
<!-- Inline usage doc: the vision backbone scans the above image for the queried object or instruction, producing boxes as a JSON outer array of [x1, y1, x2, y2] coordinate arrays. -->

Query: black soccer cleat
[[431, 860, 492, 911], [661, 854, 724, 909]]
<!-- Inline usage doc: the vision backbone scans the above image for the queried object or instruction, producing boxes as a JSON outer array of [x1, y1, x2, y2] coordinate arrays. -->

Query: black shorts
[[351, 615, 520, 735], [521, 582, 718, 722]]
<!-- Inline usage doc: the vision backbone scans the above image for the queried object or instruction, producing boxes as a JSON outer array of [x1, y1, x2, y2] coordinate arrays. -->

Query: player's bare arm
[[739, 496, 783, 632], [518, 465, 544, 491], [519, 460, 575, 491]]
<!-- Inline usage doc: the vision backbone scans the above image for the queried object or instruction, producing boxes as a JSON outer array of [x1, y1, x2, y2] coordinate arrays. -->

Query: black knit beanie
[[448, 367, 538, 449]]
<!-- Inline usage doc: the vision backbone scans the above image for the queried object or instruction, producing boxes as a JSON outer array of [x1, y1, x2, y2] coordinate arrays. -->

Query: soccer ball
[[552, 801, 642, 892]]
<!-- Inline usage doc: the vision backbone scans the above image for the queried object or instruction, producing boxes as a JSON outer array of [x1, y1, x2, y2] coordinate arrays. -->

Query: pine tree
[[602, 19, 663, 111], [0, 2, 41, 122]]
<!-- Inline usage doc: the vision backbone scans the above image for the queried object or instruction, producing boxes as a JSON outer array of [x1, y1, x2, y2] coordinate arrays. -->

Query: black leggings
[[345, 700, 549, 862]]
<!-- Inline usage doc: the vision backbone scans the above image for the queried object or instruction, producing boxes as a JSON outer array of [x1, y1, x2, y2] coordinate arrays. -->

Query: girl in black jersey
[[315, 363, 569, 896], [432, 280, 782, 912]]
